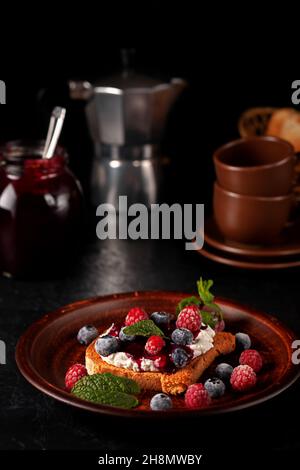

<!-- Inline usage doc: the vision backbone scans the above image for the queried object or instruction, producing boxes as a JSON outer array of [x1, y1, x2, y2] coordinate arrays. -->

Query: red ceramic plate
[[16, 291, 300, 418]]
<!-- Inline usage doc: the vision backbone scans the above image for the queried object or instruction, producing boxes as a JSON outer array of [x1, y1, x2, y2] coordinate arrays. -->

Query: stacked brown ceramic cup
[[213, 136, 295, 245]]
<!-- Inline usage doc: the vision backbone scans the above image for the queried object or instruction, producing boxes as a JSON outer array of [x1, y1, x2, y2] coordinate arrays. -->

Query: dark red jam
[[0, 141, 84, 278], [108, 321, 196, 373]]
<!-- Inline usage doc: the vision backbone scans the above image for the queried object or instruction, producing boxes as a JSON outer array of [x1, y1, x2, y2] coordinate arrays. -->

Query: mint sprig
[[197, 278, 215, 305], [123, 319, 165, 338], [77, 389, 138, 408], [176, 276, 223, 325], [197, 277, 222, 316], [200, 310, 218, 329], [71, 373, 140, 409]]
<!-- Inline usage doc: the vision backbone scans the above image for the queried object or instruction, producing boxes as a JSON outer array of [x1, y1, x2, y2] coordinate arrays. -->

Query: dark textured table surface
[[1, 235, 300, 455]]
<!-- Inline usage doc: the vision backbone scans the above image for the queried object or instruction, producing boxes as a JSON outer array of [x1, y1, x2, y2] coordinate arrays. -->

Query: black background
[[0, 49, 299, 464]]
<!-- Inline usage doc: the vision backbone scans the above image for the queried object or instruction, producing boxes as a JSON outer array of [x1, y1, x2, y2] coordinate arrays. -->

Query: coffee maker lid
[[94, 73, 165, 92], [93, 49, 182, 93]]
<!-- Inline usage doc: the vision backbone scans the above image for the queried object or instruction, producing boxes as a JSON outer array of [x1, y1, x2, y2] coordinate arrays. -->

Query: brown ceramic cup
[[213, 136, 295, 197], [213, 182, 293, 244]]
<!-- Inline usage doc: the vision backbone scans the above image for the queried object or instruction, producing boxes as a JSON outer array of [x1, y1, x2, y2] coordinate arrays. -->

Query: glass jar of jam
[[0, 141, 84, 278]]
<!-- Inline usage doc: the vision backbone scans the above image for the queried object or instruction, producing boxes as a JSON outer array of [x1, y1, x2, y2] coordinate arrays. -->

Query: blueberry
[[204, 377, 226, 398], [95, 335, 120, 357], [119, 326, 136, 342], [171, 347, 189, 368], [235, 332, 251, 350], [150, 311, 172, 327], [77, 325, 99, 345], [215, 363, 233, 382], [171, 328, 193, 345], [150, 393, 173, 411]]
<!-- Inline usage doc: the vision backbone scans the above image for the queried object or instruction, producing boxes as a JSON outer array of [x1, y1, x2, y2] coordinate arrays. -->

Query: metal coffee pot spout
[[68, 53, 187, 207]]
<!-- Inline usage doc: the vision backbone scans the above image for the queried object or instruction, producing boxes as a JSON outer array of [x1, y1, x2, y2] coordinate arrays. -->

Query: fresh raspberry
[[239, 349, 263, 373], [125, 307, 148, 326], [145, 335, 165, 355], [185, 383, 211, 409], [153, 354, 167, 369], [65, 364, 87, 391], [230, 365, 257, 392], [176, 305, 201, 333]]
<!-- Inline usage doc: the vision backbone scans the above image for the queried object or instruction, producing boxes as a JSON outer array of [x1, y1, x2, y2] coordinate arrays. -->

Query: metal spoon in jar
[[42, 106, 66, 159]]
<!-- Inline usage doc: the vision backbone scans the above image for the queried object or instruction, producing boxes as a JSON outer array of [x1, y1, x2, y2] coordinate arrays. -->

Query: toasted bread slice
[[85, 332, 235, 395]]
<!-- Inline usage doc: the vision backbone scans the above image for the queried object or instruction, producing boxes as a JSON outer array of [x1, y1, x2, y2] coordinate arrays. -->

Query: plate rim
[[199, 244, 300, 270], [205, 216, 300, 258], [15, 291, 300, 418]]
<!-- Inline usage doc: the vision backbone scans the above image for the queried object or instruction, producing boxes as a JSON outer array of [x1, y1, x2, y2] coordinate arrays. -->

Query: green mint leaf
[[123, 319, 165, 338], [197, 277, 215, 305], [201, 305, 223, 328], [73, 388, 138, 408], [200, 310, 217, 328], [71, 373, 140, 409], [176, 296, 201, 316], [72, 373, 140, 395], [95, 373, 141, 394]]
